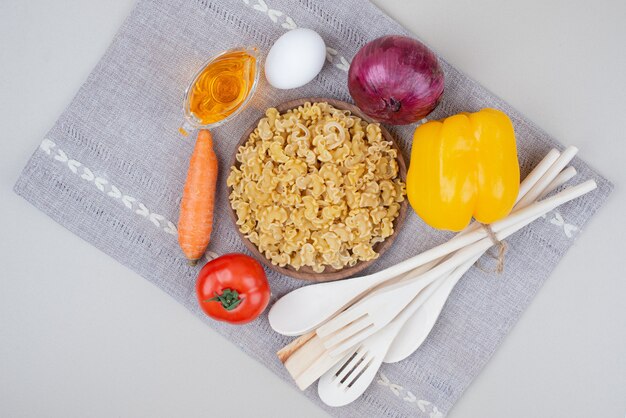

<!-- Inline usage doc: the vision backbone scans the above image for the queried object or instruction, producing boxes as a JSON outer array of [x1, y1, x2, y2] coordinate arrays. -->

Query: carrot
[[178, 129, 218, 266]]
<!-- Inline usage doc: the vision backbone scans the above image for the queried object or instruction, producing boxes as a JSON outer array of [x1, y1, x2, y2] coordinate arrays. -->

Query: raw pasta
[[227, 102, 406, 273]]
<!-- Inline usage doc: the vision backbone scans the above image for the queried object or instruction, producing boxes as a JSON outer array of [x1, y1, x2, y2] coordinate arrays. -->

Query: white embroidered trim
[[203, 251, 219, 262], [541, 211, 579, 238], [242, 0, 351, 72], [377, 372, 443, 417], [40, 138, 178, 236]]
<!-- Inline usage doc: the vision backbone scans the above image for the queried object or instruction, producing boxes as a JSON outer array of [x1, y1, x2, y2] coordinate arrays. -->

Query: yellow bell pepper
[[406, 108, 520, 231]]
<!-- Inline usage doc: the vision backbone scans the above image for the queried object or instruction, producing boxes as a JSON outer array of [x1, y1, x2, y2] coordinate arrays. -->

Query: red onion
[[348, 35, 444, 125]]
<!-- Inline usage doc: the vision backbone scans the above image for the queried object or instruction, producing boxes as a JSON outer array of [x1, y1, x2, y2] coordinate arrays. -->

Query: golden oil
[[188, 49, 257, 126]]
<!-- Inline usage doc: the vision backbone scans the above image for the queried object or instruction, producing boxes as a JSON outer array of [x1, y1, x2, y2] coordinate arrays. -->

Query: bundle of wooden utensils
[[267, 146, 596, 407]]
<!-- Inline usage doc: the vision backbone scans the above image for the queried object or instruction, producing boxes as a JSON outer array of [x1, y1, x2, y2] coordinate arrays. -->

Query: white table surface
[[1, 0, 625, 417]]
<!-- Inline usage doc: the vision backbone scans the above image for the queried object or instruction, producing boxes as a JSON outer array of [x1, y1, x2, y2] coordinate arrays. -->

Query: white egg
[[264, 28, 326, 90]]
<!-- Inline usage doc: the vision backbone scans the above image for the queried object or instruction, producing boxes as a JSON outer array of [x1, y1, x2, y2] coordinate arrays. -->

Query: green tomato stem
[[205, 288, 244, 311]]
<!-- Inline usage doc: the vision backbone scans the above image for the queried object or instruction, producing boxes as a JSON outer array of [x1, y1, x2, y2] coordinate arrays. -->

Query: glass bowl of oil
[[179, 47, 260, 136]]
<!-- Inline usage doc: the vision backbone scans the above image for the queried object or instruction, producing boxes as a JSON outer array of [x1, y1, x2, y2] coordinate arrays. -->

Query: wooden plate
[[227, 98, 408, 281]]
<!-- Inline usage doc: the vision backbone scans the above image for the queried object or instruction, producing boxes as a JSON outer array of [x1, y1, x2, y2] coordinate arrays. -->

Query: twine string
[[480, 223, 508, 273]]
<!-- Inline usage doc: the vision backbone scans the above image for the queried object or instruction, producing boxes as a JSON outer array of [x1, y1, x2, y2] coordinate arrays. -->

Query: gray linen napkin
[[14, 0, 612, 416]]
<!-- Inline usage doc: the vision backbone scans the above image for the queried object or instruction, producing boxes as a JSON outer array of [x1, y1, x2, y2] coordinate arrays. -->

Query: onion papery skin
[[348, 35, 445, 125]]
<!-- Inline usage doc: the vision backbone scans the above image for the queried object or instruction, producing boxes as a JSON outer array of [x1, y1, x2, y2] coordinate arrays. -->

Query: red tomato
[[196, 253, 270, 324]]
